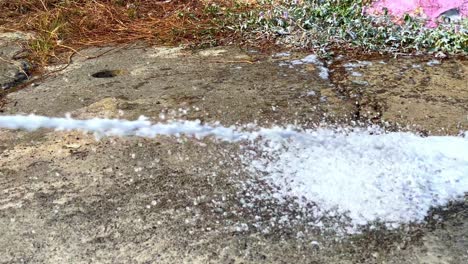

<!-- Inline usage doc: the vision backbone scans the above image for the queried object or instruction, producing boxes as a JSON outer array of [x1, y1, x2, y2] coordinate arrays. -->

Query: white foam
[[344, 61, 373, 68], [317, 66, 329, 80], [300, 54, 320, 64], [248, 129, 468, 231], [0, 115, 249, 141], [306, 90, 316, 96], [273, 52, 291, 57], [1, 114, 467, 232], [427, 59, 441, 66], [287, 54, 329, 80]]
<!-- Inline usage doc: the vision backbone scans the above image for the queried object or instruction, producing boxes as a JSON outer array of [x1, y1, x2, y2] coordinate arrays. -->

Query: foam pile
[[247, 129, 468, 230], [1, 114, 467, 231]]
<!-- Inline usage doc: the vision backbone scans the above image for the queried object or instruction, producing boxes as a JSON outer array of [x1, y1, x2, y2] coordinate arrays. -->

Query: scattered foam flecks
[[286, 54, 330, 80], [273, 52, 291, 58], [1, 114, 467, 233], [427, 59, 441, 66], [245, 129, 468, 232]]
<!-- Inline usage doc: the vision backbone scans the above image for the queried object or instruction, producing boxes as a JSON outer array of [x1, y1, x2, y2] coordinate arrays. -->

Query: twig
[[0, 26, 24, 33], [209, 60, 255, 64], [38, 0, 49, 12], [85, 46, 125, 60], [57, 43, 88, 59]]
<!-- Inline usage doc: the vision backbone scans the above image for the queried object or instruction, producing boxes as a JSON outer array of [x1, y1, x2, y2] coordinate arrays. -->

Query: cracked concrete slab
[[0, 44, 467, 263], [3, 45, 353, 126], [330, 56, 468, 134]]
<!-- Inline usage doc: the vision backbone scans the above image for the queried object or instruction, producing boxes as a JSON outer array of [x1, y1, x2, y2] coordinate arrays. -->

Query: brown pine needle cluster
[[0, 0, 256, 65]]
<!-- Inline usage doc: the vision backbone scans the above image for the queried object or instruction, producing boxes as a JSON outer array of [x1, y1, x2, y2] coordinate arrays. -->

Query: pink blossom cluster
[[366, 0, 467, 27]]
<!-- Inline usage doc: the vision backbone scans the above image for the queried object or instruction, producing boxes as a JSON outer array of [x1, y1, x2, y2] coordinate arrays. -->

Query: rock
[[438, 8, 462, 24], [0, 60, 31, 90], [214, 207, 224, 214], [435, 51, 447, 59], [0, 34, 31, 91]]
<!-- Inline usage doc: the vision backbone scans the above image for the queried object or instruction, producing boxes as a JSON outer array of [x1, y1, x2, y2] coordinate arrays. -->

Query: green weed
[[236, 0, 467, 56]]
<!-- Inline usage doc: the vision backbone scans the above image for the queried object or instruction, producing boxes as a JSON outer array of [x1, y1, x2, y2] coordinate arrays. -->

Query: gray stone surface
[[0, 44, 467, 263]]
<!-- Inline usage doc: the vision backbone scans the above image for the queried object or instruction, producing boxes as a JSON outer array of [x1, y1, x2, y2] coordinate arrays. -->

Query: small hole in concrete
[[92, 70, 123, 78]]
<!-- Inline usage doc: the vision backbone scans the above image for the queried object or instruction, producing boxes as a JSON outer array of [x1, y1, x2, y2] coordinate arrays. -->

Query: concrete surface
[[0, 43, 467, 263]]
